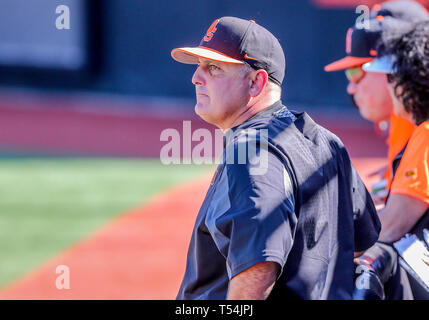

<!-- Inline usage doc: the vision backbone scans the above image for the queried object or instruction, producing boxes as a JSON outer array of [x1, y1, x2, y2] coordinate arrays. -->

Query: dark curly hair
[[382, 20, 429, 125]]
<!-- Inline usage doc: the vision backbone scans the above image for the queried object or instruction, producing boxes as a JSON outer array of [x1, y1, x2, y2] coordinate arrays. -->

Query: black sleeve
[[205, 136, 297, 280]]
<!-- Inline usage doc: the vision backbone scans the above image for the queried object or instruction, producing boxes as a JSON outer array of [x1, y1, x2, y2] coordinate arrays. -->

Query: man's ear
[[249, 69, 269, 97]]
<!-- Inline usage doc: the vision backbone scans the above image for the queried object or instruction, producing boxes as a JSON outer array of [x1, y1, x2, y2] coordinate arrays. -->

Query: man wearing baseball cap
[[325, 0, 428, 300], [325, 0, 428, 201], [172, 16, 380, 300], [362, 20, 429, 299]]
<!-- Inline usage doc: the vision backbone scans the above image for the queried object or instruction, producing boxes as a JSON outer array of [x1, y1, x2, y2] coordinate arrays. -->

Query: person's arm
[[227, 262, 280, 300], [378, 193, 428, 243]]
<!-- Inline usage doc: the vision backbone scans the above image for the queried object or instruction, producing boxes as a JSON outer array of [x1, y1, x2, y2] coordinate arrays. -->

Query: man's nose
[[192, 66, 205, 86], [347, 81, 357, 95]]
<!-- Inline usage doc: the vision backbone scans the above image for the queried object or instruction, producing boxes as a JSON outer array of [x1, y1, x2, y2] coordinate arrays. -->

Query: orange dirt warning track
[[0, 159, 385, 300], [0, 172, 212, 300]]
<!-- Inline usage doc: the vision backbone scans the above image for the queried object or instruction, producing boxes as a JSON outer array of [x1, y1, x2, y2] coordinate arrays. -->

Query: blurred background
[[0, 0, 427, 299]]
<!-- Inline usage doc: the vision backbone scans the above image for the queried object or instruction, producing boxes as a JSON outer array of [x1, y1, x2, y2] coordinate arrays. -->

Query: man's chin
[[194, 104, 217, 126], [194, 102, 204, 115], [195, 102, 209, 116], [358, 108, 373, 122]]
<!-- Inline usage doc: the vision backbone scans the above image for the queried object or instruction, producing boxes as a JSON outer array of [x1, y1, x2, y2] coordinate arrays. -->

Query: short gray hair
[[241, 64, 282, 98]]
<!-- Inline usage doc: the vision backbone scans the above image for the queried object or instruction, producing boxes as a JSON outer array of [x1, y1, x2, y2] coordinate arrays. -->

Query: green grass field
[[0, 158, 212, 289]]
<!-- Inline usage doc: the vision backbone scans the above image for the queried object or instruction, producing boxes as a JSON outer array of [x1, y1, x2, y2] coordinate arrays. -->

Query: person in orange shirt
[[324, 1, 426, 200], [362, 20, 429, 298], [363, 23, 429, 243], [385, 113, 415, 188], [325, 2, 428, 300]]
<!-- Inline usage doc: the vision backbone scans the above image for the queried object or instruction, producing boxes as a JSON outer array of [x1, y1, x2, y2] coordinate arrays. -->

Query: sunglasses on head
[[345, 67, 366, 84]]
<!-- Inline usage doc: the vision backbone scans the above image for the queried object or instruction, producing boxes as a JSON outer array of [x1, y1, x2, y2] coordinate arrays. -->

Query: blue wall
[[1, 0, 361, 108]]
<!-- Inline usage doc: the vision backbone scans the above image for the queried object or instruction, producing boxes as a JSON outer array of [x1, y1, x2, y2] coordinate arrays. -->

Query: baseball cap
[[171, 16, 286, 85], [371, 0, 428, 22], [324, 19, 383, 72], [324, 1, 428, 72], [362, 55, 396, 73]]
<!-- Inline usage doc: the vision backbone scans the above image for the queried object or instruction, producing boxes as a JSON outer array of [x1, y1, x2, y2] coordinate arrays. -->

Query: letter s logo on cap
[[204, 19, 219, 42]]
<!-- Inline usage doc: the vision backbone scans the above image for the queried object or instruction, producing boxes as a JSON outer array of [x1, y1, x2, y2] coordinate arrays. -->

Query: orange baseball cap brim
[[324, 56, 374, 72], [171, 46, 244, 65]]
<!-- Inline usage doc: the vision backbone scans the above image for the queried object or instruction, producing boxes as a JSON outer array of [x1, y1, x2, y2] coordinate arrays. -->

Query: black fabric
[[348, 19, 383, 58], [254, 108, 380, 299], [177, 102, 297, 300], [260, 108, 381, 299], [199, 17, 285, 85], [408, 274, 429, 300], [384, 263, 414, 300], [177, 101, 381, 300]]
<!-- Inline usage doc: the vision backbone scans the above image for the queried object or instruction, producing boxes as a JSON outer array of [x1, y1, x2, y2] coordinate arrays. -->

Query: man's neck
[[222, 96, 279, 132]]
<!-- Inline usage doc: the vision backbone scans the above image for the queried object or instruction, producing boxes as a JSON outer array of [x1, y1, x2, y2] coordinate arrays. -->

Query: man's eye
[[209, 64, 220, 71]]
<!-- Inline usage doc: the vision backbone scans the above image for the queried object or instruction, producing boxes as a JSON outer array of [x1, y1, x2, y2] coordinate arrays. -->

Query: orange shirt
[[390, 121, 429, 205], [385, 113, 415, 187]]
